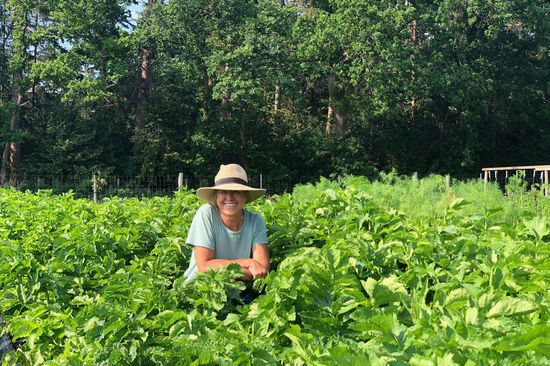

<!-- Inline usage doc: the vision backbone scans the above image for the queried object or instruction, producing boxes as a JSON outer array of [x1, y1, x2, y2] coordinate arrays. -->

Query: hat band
[[214, 177, 249, 187]]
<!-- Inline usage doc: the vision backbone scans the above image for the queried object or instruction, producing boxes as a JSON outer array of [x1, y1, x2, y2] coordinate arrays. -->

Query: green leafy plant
[[1, 175, 550, 364]]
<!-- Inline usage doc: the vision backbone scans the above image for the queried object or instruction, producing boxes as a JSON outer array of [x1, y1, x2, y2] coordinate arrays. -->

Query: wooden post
[[446, 175, 451, 189], [545, 170, 549, 197], [260, 174, 263, 189], [93, 173, 98, 203], [484, 170, 488, 191], [178, 173, 184, 189]]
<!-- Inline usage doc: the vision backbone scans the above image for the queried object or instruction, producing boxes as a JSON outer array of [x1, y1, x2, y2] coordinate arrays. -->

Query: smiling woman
[[183, 164, 270, 283]]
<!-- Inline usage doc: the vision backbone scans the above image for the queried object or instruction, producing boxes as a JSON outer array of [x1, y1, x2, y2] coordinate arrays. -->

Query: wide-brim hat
[[196, 164, 266, 203]]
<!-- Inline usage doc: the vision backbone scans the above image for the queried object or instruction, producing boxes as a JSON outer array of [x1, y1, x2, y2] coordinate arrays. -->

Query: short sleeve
[[186, 204, 216, 250], [252, 213, 268, 246]]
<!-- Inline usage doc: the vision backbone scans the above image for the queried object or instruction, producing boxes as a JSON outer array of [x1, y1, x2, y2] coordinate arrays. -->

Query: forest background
[[0, 0, 549, 195]]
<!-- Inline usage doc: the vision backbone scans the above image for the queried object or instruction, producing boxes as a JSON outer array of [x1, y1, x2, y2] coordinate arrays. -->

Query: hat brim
[[196, 183, 266, 203]]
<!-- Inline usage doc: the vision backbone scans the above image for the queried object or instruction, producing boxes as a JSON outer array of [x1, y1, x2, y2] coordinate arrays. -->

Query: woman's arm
[[193, 246, 269, 281], [250, 244, 270, 276]]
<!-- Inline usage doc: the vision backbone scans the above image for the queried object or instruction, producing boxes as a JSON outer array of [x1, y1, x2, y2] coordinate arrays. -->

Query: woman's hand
[[244, 259, 269, 279], [250, 244, 270, 279], [193, 243, 270, 281]]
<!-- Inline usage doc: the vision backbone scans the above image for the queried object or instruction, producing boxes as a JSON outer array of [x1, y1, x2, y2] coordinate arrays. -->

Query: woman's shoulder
[[244, 209, 265, 223], [196, 203, 218, 216]]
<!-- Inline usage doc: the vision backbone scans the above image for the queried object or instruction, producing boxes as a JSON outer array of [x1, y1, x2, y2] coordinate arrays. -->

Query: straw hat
[[196, 164, 266, 203]]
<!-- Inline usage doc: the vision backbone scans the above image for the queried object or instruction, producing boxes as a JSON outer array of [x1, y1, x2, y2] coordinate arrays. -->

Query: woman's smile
[[216, 190, 246, 218]]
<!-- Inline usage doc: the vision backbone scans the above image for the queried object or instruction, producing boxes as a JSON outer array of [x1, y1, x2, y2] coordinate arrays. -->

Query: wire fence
[[5, 169, 548, 201], [2, 173, 321, 200]]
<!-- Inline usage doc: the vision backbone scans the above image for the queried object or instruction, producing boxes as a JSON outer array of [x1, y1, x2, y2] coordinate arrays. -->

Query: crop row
[[0, 176, 549, 364]]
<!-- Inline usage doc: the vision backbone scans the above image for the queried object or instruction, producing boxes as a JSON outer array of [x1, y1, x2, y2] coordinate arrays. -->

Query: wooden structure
[[482, 165, 550, 196]]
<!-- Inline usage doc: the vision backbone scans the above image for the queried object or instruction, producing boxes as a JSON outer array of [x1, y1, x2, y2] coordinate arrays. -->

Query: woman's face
[[215, 190, 246, 218]]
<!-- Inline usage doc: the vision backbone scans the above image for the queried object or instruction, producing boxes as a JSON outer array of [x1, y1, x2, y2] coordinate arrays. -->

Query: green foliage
[[1, 0, 549, 185], [2, 176, 550, 363]]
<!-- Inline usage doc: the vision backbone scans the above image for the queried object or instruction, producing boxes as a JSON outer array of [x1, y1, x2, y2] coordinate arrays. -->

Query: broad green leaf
[[437, 353, 460, 366], [493, 324, 550, 357], [465, 307, 478, 325], [361, 276, 410, 306], [523, 216, 550, 241], [448, 198, 468, 211], [349, 313, 399, 340], [10, 319, 41, 341], [409, 356, 435, 366], [445, 288, 469, 307], [486, 298, 537, 318]]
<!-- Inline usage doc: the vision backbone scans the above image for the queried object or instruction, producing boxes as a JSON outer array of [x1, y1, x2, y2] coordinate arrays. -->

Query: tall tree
[[23, 0, 136, 178], [139, 0, 297, 176], [135, 0, 156, 152], [0, 3, 9, 185], [1, 0, 35, 185], [0, 2, 9, 99], [294, 0, 413, 139], [0, 0, 545, 189], [406, 0, 550, 174]]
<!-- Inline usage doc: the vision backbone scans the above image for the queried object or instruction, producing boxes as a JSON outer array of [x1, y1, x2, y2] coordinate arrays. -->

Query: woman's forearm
[[199, 258, 253, 271], [198, 258, 256, 280], [193, 246, 268, 280]]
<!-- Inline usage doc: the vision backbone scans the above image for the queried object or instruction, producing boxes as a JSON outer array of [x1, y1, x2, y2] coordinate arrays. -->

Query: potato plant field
[[1, 175, 549, 365]]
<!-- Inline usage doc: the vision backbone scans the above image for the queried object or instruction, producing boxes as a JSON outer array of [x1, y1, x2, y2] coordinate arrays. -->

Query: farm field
[[0, 174, 549, 365]]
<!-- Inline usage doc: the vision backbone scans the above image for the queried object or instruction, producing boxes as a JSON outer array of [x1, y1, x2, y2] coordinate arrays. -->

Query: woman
[[183, 164, 270, 282]]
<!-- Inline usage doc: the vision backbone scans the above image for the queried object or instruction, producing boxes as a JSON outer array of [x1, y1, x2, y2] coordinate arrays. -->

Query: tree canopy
[[1, 0, 548, 191]]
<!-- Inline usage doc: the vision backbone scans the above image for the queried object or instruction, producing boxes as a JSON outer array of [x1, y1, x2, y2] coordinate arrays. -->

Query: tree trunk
[[220, 64, 231, 121], [274, 0, 284, 111], [240, 105, 246, 147], [135, 0, 156, 150], [411, 18, 417, 110], [326, 104, 333, 134], [407, 0, 417, 113], [0, 3, 11, 183], [327, 73, 348, 138], [7, 86, 23, 186], [0, 143, 9, 185], [203, 65, 211, 111], [136, 48, 153, 130], [274, 84, 280, 111], [4, 6, 27, 186], [220, 90, 231, 121]]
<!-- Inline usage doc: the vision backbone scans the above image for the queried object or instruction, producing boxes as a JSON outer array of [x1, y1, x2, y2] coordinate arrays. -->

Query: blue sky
[[128, 2, 145, 26]]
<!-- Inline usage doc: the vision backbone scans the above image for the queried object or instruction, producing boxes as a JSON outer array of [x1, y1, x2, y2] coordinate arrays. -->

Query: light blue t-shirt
[[183, 204, 268, 280]]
